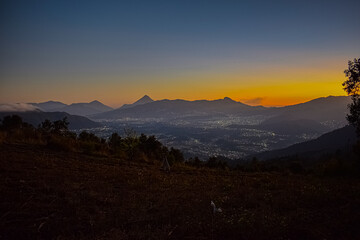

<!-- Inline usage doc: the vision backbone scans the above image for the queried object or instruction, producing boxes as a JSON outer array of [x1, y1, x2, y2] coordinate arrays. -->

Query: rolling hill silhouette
[[30, 101, 67, 111], [60, 100, 113, 116], [252, 125, 357, 161], [30, 100, 113, 116], [275, 96, 351, 123], [0, 111, 101, 130]]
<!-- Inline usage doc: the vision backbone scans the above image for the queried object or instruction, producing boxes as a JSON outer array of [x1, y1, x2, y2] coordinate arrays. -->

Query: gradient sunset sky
[[1, 0, 359, 107]]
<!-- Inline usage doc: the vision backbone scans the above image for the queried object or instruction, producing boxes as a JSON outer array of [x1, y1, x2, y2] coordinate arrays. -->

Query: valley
[[90, 116, 323, 159]]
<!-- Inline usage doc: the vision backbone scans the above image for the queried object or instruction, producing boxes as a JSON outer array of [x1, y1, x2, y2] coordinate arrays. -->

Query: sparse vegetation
[[0, 115, 185, 165]]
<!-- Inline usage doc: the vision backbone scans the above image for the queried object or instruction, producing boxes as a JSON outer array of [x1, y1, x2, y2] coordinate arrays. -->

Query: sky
[[0, 0, 359, 107]]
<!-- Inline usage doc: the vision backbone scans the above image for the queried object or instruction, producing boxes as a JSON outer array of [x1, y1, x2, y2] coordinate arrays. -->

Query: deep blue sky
[[1, 0, 359, 106]]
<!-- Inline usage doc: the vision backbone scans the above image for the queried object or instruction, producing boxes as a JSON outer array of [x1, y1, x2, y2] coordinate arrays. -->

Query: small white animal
[[211, 201, 222, 214]]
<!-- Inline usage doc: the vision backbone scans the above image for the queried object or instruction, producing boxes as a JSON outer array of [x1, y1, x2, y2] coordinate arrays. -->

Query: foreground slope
[[1, 143, 359, 240]]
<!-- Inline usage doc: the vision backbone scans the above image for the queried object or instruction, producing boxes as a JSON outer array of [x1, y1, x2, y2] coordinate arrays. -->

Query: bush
[[138, 134, 163, 160], [108, 133, 125, 155], [206, 156, 228, 169], [168, 147, 184, 164], [78, 131, 108, 155], [1, 115, 23, 130], [186, 156, 202, 168]]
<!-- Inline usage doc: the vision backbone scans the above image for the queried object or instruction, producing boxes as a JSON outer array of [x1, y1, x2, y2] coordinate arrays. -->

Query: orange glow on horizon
[[0, 56, 349, 108], [0, 79, 346, 108]]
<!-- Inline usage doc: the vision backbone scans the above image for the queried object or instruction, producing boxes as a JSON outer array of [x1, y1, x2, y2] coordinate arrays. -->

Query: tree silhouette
[[343, 58, 360, 136], [123, 128, 139, 161], [53, 117, 69, 135], [1, 115, 23, 130], [39, 119, 53, 133]]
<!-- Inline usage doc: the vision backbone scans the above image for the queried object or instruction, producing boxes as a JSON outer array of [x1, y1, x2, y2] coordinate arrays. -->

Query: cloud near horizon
[[0, 103, 39, 112], [242, 97, 265, 105]]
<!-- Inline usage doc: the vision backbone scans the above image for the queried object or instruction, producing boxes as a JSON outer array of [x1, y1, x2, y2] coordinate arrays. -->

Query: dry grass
[[1, 143, 360, 240]]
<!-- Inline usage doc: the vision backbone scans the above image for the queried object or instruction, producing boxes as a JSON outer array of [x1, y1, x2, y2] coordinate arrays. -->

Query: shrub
[[78, 131, 108, 155], [206, 156, 228, 169]]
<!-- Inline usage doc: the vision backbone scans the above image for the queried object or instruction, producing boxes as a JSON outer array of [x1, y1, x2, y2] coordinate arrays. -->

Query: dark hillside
[[278, 96, 351, 123], [254, 125, 357, 161], [1, 143, 359, 240], [0, 111, 100, 130]]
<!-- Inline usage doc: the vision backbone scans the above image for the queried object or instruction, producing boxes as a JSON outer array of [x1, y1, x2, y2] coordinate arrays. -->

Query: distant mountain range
[[93, 96, 267, 119], [29, 100, 113, 116], [252, 125, 357, 161], [27, 95, 351, 125], [0, 111, 101, 130], [91, 95, 351, 129]]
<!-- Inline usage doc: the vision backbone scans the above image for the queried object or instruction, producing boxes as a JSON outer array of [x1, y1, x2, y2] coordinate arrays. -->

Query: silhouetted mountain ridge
[[30, 101, 67, 111], [276, 96, 351, 123], [94, 97, 266, 119], [92, 95, 350, 125], [30, 100, 113, 116], [119, 95, 154, 110]]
